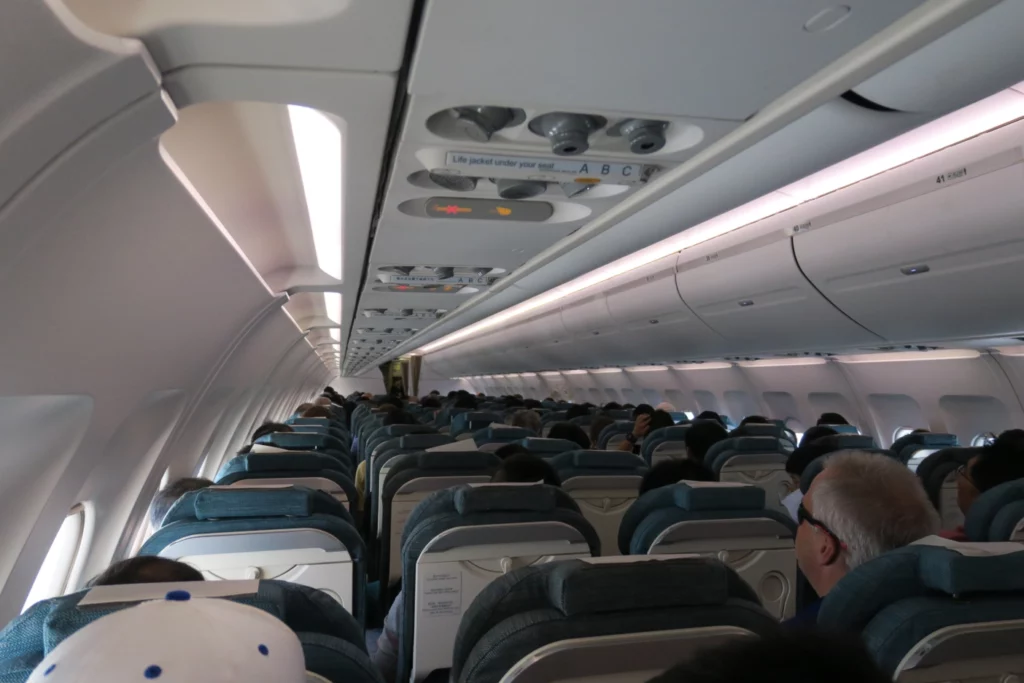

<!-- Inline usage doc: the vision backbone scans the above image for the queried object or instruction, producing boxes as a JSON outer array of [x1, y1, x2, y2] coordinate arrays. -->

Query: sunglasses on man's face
[[797, 502, 845, 554]]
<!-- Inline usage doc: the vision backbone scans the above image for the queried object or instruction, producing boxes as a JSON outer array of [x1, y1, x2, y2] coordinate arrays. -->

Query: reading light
[[289, 105, 343, 281], [419, 85, 1024, 356], [324, 292, 342, 324]]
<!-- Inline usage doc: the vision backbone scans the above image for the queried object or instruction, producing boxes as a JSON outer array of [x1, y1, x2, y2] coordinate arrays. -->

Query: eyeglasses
[[956, 464, 977, 488], [797, 502, 845, 553]]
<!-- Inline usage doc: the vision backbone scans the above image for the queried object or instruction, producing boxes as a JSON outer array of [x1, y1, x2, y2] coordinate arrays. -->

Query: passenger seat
[[515, 437, 580, 456], [914, 447, 978, 530], [396, 484, 600, 683], [963, 479, 1024, 541], [891, 432, 959, 468], [548, 450, 647, 555], [641, 425, 692, 466], [215, 452, 357, 514], [619, 481, 796, 620], [705, 436, 795, 515], [139, 486, 366, 622], [452, 556, 780, 683]]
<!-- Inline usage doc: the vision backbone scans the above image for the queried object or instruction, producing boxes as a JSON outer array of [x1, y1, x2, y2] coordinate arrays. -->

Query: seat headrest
[[548, 558, 732, 616], [965, 479, 1024, 541], [646, 425, 691, 441], [234, 452, 345, 473], [454, 484, 561, 514], [399, 433, 454, 449], [414, 451, 496, 470], [550, 450, 646, 470], [473, 426, 534, 443], [384, 424, 433, 437], [517, 437, 579, 453], [673, 482, 765, 511], [256, 432, 344, 452], [892, 432, 957, 452], [818, 423, 859, 434], [799, 448, 896, 493], [164, 486, 346, 524], [914, 540, 1024, 594], [707, 436, 794, 473]]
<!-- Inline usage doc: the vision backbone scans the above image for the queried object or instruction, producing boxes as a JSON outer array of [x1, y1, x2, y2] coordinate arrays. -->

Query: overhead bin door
[[675, 237, 882, 353], [794, 155, 1024, 342]]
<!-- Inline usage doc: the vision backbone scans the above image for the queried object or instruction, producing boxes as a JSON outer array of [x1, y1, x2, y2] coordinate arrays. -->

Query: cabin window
[[971, 432, 997, 447], [893, 427, 916, 442], [195, 453, 210, 478], [23, 505, 85, 612]]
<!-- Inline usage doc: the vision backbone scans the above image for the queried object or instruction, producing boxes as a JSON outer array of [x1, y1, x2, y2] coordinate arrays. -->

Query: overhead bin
[[675, 236, 882, 353], [853, 2, 1024, 113], [794, 143, 1024, 343]]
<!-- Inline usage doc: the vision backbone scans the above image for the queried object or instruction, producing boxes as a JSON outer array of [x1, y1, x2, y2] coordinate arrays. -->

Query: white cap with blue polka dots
[[27, 590, 306, 682]]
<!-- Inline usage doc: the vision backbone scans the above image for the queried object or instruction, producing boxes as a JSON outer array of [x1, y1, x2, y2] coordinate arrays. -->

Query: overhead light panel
[[324, 292, 342, 324], [626, 365, 668, 372], [671, 362, 733, 371], [590, 368, 623, 374], [737, 358, 828, 368], [289, 105, 343, 281], [836, 349, 980, 363], [419, 85, 1024, 356]]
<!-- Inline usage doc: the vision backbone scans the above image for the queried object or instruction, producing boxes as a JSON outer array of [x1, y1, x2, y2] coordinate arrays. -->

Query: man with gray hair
[[787, 451, 940, 627]]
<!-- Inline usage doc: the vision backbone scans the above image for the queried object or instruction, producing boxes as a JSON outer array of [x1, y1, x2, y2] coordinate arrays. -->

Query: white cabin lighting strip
[[420, 85, 1024, 356], [289, 105, 343, 281]]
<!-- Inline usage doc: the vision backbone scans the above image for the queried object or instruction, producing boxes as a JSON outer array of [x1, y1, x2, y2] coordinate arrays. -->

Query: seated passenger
[[655, 402, 677, 413], [782, 427, 838, 518], [684, 419, 728, 465], [633, 404, 655, 419], [510, 409, 542, 434], [372, 454, 562, 681], [639, 459, 715, 495], [27, 595, 306, 683], [548, 422, 591, 450], [696, 410, 726, 427], [295, 402, 314, 415], [453, 393, 477, 410], [647, 630, 888, 683], [602, 402, 622, 411], [314, 396, 333, 407], [788, 451, 939, 627], [565, 404, 590, 421], [589, 415, 615, 449], [523, 398, 542, 410], [88, 557, 204, 587], [618, 410, 674, 454], [942, 433, 1024, 541], [149, 477, 213, 528], [495, 443, 532, 460], [739, 415, 770, 426], [301, 405, 333, 419], [419, 396, 442, 409], [816, 412, 849, 426]]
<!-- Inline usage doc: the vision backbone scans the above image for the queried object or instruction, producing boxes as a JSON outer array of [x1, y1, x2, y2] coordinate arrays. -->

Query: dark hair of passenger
[[633, 404, 655, 418], [301, 405, 332, 419], [494, 443, 533, 460], [817, 412, 849, 425], [523, 398, 542, 409], [447, 390, 458, 399], [971, 438, 1024, 493], [648, 410, 675, 433], [646, 630, 889, 683], [491, 453, 561, 487], [429, 390, 441, 396], [381, 410, 418, 427], [684, 420, 728, 464], [149, 477, 213, 528], [739, 415, 770, 426], [696, 410, 725, 426], [251, 421, 292, 442], [785, 433, 846, 476], [295, 402, 314, 414], [798, 425, 838, 448], [380, 395, 404, 410], [89, 557, 204, 588], [454, 394, 478, 409], [590, 415, 615, 449], [601, 402, 622, 411], [504, 396, 525, 408], [420, 396, 442, 409], [565, 404, 590, 420], [639, 459, 716, 495], [622, 403, 636, 410], [911, 428, 930, 435], [547, 422, 591, 450]]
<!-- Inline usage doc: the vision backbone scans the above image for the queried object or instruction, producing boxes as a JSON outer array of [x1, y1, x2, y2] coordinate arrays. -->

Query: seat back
[[379, 452, 501, 586], [892, 432, 959, 467], [370, 434, 457, 535], [256, 431, 350, 466], [820, 537, 1024, 680], [965, 479, 1024, 542], [549, 450, 647, 555], [915, 447, 978, 530], [516, 437, 580, 456], [451, 556, 779, 683], [451, 412, 504, 439], [0, 580, 376, 683], [366, 424, 435, 459], [472, 426, 534, 451], [799, 445, 895, 493], [706, 436, 795, 515], [597, 420, 634, 449], [625, 482, 796, 620], [729, 422, 796, 444], [215, 452, 356, 512], [641, 426, 692, 466], [400, 485, 600, 683], [139, 486, 366, 622]]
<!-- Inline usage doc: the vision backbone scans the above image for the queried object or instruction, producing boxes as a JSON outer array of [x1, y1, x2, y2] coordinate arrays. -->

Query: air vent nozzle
[[451, 106, 518, 142], [528, 112, 606, 156]]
